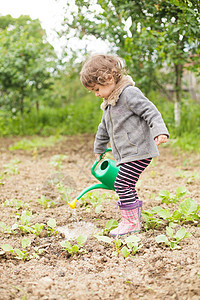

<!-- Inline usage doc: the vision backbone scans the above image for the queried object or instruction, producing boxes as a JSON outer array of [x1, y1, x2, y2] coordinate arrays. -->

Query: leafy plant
[[142, 209, 164, 230], [175, 170, 200, 184], [56, 183, 73, 204], [151, 198, 200, 225], [155, 186, 189, 205], [9, 136, 62, 151], [60, 235, 87, 256], [47, 218, 58, 236], [0, 238, 31, 260], [3, 198, 29, 210], [0, 238, 44, 260], [81, 192, 112, 213], [37, 195, 55, 209], [31, 223, 45, 236], [156, 225, 192, 250], [121, 235, 142, 258], [0, 222, 18, 234], [95, 233, 142, 258], [3, 159, 20, 175], [49, 154, 67, 170]]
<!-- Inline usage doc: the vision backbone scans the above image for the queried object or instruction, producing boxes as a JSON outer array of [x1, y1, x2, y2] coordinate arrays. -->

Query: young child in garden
[[80, 54, 169, 236]]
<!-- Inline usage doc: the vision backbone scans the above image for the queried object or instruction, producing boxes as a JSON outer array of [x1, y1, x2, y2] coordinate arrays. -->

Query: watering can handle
[[91, 148, 112, 176]]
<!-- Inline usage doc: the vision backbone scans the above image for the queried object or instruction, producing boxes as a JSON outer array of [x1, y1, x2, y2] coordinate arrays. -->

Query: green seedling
[[49, 154, 67, 170], [9, 136, 62, 151], [121, 235, 142, 258], [142, 210, 164, 230], [0, 238, 31, 260], [80, 192, 112, 213], [31, 223, 45, 236], [16, 210, 33, 233], [3, 159, 20, 175], [0, 238, 43, 260], [155, 186, 188, 205], [3, 198, 29, 210], [95, 234, 142, 258], [94, 219, 118, 237], [37, 195, 55, 209], [152, 198, 200, 225], [57, 182, 73, 204], [0, 173, 5, 185], [60, 235, 87, 256], [47, 218, 58, 236], [0, 222, 18, 234], [175, 170, 200, 184], [156, 225, 192, 250]]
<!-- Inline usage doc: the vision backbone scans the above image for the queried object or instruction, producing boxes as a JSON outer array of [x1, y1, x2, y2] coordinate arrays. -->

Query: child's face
[[89, 81, 116, 99]]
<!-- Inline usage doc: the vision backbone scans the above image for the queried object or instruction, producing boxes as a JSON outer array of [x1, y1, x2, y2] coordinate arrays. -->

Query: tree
[[62, 0, 200, 126], [0, 15, 56, 115]]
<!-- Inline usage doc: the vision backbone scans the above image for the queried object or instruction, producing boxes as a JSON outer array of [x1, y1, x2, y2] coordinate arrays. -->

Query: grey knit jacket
[[94, 86, 169, 166]]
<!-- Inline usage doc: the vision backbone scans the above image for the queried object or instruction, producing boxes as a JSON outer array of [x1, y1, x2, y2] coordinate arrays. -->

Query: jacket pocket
[[121, 132, 138, 158]]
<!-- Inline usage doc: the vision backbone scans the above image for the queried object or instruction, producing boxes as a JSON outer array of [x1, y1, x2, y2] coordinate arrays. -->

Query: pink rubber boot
[[110, 201, 143, 237]]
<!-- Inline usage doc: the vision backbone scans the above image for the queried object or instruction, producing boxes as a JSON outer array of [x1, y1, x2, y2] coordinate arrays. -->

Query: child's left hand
[[154, 134, 168, 146]]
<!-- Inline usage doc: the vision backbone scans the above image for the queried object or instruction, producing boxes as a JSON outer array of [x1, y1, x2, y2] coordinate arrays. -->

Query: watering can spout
[[67, 148, 120, 209], [68, 183, 110, 209]]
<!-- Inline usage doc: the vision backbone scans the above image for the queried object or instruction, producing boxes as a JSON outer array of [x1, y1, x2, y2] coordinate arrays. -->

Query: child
[[80, 54, 169, 236]]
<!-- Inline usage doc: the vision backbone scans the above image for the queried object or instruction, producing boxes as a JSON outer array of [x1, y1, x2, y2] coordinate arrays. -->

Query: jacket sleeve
[[125, 87, 169, 139], [94, 111, 110, 154]]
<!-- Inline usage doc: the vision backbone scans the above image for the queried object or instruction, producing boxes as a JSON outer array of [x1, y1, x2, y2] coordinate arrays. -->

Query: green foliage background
[[0, 7, 200, 153]]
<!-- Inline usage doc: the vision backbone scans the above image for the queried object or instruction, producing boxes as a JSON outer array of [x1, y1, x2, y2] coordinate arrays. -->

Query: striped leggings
[[114, 158, 152, 205]]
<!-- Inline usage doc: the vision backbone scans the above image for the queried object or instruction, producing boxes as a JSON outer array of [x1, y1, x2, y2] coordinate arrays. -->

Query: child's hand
[[95, 153, 105, 161], [154, 134, 168, 146]]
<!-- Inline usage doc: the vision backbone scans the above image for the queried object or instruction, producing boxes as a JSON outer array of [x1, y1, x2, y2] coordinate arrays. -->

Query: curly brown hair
[[80, 54, 125, 88]]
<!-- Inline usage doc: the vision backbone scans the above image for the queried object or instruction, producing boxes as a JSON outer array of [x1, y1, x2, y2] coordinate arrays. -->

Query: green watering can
[[68, 148, 120, 209]]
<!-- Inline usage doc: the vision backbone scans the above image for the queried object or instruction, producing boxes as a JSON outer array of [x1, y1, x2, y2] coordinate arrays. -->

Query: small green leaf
[[95, 205, 102, 213], [76, 235, 87, 246], [105, 219, 118, 231], [155, 234, 169, 244], [179, 198, 198, 216], [72, 245, 79, 253], [176, 186, 188, 197], [22, 238, 31, 249], [125, 235, 140, 244], [47, 218, 56, 228], [1, 244, 14, 252], [95, 235, 112, 244], [175, 227, 187, 241], [121, 246, 130, 258], [166, 226, 174, 238]]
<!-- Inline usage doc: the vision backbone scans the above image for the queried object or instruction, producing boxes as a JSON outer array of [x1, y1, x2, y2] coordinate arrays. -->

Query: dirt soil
[[0, 134, 199, 300]]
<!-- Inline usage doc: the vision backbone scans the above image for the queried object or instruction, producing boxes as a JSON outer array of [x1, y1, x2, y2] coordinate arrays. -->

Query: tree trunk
[[174, 64, 183, 127]]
